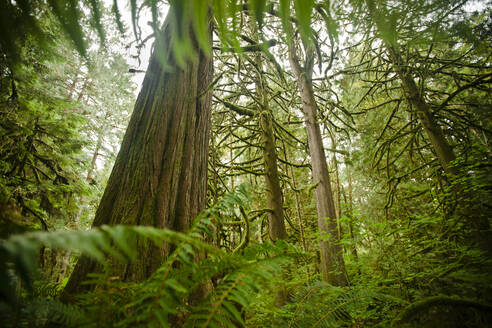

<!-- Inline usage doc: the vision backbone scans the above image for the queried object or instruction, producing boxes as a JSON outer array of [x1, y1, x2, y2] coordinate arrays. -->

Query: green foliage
[[1, 1, 491, 328], [0, 187, 294, 327], [0, 0, 47, 64], [0, 39, 88, 235], [276, 282, 407, 328], [1, 1, 320, 68], [0, 8, 135, 239], [47, 0, 87, 57], [293, 0, 315, 44]]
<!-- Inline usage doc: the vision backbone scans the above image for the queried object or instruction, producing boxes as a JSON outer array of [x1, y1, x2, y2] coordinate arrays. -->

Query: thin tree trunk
[[59, 134, 102, 283], [248, 19, 287, 308], [390, 51, 457, 175], [258, 92, 287, 241], [250, 27, 287, 242], [287, 40, 348, 286], [283, 140, 307, 252], [75, 77, 90, 103], [345, 170, 360, 273], [365, 0, 491, 252], [327, 128, 342, 240], [63, 14, 213, 297]]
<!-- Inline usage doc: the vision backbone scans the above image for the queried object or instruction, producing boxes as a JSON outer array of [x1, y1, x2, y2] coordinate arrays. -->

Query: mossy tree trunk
[[250, 28, 287, 242], [64, 14, 213, 297], [249, 19, 288, 307], [287, 40, 348, 286], [365, 0, 491, 252]]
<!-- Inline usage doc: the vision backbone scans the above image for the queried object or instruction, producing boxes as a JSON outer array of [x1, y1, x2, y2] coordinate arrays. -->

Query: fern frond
[[283, 282, 406, 328], [0, 224, 219, 307], [0, 297, 91, 328], [186, 253, 286, 328]]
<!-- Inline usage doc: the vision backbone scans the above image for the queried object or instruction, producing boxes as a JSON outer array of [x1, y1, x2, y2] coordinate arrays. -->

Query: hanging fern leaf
[[249, 0, 267, 30], [88, 0, 106, 48], [47, 0, 87, 57], [1, 184, 294, 328], [111, 0, 125, 35], [0, 224, 218, 307], [191, 0, 212, 57], [294, 0, 314, 45]]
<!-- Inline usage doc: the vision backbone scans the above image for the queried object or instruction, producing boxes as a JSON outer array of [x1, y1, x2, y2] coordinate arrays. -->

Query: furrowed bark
[[63, 13, 213, 298]]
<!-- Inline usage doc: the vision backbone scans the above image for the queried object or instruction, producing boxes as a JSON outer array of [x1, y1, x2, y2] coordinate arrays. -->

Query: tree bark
[[365, 0, 491, 252], [347, 172, 358, 261], [387, 48, 458, 176], [250, 31, 287, 242], [259, 101, 287, 241], [63, 14, 213, 297], [327, 128, 342, 240], [247, 19, 287, 308], [283, 139, 307, 252], [287, 41, 348, 286]]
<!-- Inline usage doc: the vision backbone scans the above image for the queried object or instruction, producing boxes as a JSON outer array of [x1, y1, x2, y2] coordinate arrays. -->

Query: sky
[[115, 1, 169, 91]]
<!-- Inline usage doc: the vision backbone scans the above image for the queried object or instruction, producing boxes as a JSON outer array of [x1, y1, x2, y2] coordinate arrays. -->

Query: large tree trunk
[[287, 42, 348, 286], [63, 14, 213, 297]]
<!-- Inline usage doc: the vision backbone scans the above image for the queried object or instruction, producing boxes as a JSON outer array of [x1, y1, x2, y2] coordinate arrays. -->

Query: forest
[[0, 0, 491, 327]]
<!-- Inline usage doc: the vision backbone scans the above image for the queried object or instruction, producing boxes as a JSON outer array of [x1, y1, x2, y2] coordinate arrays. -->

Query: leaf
[[249, 0, 267, 30], [153, 309, 170, 328], [294, 0, 314, 44], [192, 0, 212, 56], [130, 0, 139, 42], [222, 300, 244, 325], [101, 225, 136, 260], [279, 0, 292, 36], [112, 0, 126, 35], [165, 278, 188, 293], [47, 0, 87, 57], [318, 2, 339, 42], [88, 0, 106, 48]]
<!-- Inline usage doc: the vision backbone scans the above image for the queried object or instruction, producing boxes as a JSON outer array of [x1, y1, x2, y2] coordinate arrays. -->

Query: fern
[[114, 238, 290, 327], [0, 224, 217, 309], [278, 282, 407, 328], [0, 185, 296, 328], [186, 255, 284, 328], [87, 238, 293, 327], [0, 297, 91, 328]]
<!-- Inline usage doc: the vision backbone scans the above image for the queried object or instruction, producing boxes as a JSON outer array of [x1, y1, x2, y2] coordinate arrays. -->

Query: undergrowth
[[1, 186, 491, 327]]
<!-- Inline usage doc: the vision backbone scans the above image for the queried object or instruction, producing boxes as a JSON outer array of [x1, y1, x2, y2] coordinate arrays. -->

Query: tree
[[285, 13, 348, 285], [250, 23, 288, 242], [358, 0, 492, 252], [64, 10, 213, 296], [2, 1, 492, 327], [0, 22, 89, 239]]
